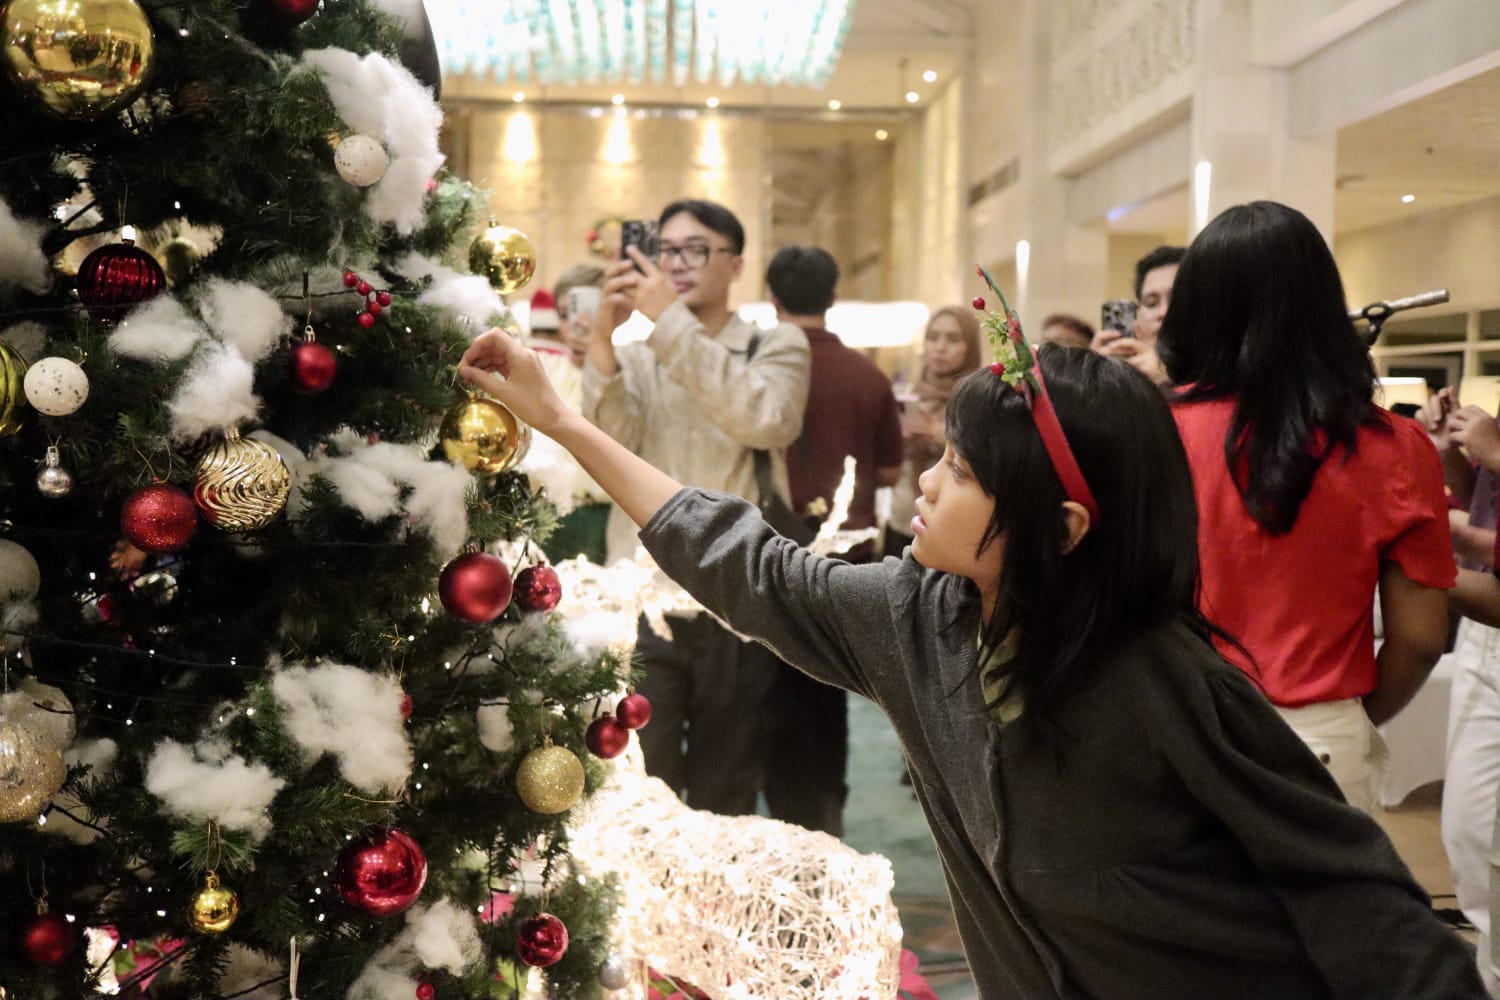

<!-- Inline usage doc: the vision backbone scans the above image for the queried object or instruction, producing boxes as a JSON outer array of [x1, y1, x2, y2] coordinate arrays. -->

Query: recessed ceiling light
[[828, 99, 842, 110], [922, 70, 937, 83], [611, 93, 625, 105], [1401, 193, 1416, 204], [874, 129, 889, 141], [706, 96, 720, 108], [905, 91, 919, 104], [512, 91, 525, 103]]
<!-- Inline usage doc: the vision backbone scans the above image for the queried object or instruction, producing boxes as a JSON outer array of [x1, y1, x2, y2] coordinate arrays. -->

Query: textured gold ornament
[[192, 429, 291, 532], [0, 342, 27, 437], [468, 223, 536, 295], [0, 718, 66, 823], [188, 871, 239, 934], [516, 742, 586, 814], [1, 0, 156, 120], [440, 393, 527, 475]]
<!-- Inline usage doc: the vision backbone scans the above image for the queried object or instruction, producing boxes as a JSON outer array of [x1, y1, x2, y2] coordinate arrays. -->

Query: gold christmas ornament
[[440, 393, 527, 475], [516, 742, 585, 814], [192, 428, 292, 532], [468, 222, 536, 295], [188, 871, 239, 934], [0, 717, 66, 823], [1, 0, 156, 121], [0, 342, 28, 437]]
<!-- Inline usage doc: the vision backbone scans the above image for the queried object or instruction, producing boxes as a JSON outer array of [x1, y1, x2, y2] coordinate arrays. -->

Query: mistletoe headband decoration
[[973, 265, 1101, 526]]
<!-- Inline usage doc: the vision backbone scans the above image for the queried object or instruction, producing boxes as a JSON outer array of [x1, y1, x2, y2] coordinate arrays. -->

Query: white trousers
[[1440, 619, 1500, 996], [1274, 697, 1387, 814]]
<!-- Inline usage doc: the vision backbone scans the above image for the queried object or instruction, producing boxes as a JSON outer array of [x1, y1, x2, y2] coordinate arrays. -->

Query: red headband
[[973, 266, 1101, 527]]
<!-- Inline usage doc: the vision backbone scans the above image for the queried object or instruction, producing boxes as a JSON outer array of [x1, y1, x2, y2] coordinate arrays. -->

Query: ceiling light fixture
[[874, 128, 889, 141], [428, 0, 856, 88], [922, 69, 936, 83], [512, 91, 526, 102], [1401, 194, 1416, 204], [828, 99, 842, 110], [611, 93, 625, 105], [706, 96, 720, 108], [904, 91, 919, 104]]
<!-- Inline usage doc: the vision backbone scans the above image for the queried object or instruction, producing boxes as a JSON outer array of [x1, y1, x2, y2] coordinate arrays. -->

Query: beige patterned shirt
[[582, 301, 810, 563]]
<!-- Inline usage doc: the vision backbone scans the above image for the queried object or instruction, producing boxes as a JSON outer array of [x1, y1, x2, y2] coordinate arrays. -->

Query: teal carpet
[[841, 694, 977, 999]]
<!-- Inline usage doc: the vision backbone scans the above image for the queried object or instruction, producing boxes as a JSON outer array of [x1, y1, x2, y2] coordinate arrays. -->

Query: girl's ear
[[1060, 501, 1092, 555]]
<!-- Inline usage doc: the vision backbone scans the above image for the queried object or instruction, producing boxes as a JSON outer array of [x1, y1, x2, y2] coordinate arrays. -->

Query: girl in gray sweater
[[458, 273, 1482, 998]]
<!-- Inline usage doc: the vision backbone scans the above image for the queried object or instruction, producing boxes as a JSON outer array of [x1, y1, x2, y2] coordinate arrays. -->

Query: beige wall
[[446, 104, 769, 306], [1336, 194, 1500, 314]]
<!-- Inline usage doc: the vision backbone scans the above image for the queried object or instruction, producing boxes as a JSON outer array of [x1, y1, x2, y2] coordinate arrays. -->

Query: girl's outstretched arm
[[458, 328, 681, 528]]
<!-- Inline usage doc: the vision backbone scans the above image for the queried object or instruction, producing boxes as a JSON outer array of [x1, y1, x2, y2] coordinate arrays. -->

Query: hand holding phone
[[1101, 299, 1137, 339], [620, 219, 659, 273]]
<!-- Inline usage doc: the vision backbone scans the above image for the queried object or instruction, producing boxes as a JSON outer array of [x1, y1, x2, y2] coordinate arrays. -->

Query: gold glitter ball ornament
[[192, 429, 291, 532], [0, 342, 28, 437], [468, 223, 537, 295], [1, 0, 156, 121], [188, 872, 240, 934], [440, 393, 529, 475], [0, 717, 66, 823], [516, 743, 586, 814]]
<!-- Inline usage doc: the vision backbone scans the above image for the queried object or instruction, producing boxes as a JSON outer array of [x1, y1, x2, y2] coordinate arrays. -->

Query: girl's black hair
[[949, 345, 1220, 731], [1155, 200, 1382, 534]]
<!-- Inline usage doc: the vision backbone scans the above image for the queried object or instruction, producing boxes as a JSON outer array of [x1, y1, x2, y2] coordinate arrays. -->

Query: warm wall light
[[874, 128, 889, 141], [698, 116, 725, 170], [604, 107, 632, 164], [1402, 194, 1416, 204], [706, 96, 720, 108], [611, 93, 625, 105], [827, 99, 842, 110], [904, 91, 919, 103], [1192, 160, 1212, 234], [512, 91, 525, 102], [922, 69, 936, 83], [502, 110, 537, 162]]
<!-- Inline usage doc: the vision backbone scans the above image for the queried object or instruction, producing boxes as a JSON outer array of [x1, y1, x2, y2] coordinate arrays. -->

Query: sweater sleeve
[[1160, 644, 1485, 999], [640, 488, 905, 703]]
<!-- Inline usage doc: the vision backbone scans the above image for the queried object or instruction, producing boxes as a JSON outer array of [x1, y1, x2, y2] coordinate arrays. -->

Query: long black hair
[[948, 345, 1216, 731], [1156, 200, 1381, 534]]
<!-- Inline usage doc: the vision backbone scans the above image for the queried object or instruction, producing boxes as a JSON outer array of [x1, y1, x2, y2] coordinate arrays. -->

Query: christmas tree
[[0, 1, 632, 997]]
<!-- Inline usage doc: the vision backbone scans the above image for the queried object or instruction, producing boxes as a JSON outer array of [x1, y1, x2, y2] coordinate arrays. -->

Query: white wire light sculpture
[[426, 0, 857, 88]]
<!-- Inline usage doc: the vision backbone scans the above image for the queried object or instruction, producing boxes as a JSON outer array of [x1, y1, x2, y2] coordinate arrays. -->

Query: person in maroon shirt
[[761, 244, 903, 835]]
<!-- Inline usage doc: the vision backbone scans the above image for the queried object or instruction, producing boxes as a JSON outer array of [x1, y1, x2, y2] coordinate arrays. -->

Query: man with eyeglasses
[[584, 199, 811, 818]]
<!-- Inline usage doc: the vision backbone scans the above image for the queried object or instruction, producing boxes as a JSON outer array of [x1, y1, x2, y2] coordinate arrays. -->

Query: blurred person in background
[[1093, 244, 1183, 385], [1039, 312, 1095, 350]]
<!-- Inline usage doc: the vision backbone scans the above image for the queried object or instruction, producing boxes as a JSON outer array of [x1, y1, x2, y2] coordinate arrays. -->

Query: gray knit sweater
[[641, 488, 1484, 1000]]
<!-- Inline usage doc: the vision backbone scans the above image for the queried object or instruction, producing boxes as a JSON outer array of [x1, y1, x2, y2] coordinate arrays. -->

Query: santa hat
[[529, 288, 560, 332]]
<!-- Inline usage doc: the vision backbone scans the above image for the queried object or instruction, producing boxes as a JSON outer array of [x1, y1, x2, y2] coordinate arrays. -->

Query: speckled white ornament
[[333, 134, 389, 187], [22, 358, 88, 417], [0, 540, 40, 600]]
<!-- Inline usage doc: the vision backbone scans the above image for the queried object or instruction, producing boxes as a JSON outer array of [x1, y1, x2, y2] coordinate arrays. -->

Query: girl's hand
[[1417, 386, 1457, 451], [458, 329, 573, 436], [1448, 405, 1500, 473]]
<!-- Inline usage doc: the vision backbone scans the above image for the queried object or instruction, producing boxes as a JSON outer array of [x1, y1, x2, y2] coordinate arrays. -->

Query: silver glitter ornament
[[598, 953, 631, 990], [36, 447, 72, 498]]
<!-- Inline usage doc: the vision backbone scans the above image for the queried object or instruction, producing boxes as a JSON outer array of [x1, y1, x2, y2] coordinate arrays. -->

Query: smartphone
[[619, 219, 659, 272], [1101, 299, 1138, 338], [566, 286, 600, 323]]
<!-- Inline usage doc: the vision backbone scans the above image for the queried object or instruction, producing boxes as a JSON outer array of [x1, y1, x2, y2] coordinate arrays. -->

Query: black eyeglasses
[[657, 244, 737, 269]]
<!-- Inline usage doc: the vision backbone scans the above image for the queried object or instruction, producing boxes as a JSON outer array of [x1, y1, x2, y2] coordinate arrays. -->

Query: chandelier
[[425, 0, 857, 88]]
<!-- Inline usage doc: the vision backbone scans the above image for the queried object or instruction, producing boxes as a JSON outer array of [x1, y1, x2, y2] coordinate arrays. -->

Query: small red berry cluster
[[343, 269, 393, 329]]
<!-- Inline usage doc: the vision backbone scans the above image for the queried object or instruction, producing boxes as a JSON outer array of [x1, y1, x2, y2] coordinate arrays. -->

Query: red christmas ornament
[[512, 565, 562, 614], [438, 552, 512, 623], [76, 242, 166, 323], [616, 693, 653, 730], [376, 291, 393, 307], [290, 340, 337, 393], [366, 301, 383, 316], [262, 0, 320, 23], [334, 827, 428, 917], [357, 312, 376, 329], [343, 270, 359, 288], [356, 280, 373, 297], [515, 912, 569, 968], [399, 691, 413, 720], [21, 910, 74, 965], [971, 296, 985, 311], [415, 984, 435, 1000], [586, 715, 630, 759], [121, 484, 198, 554]]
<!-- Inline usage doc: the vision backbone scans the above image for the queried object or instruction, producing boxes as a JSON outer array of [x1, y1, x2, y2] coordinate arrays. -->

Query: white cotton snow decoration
[[298, 48, 444, 234], [111, 296, 207, 362], [476, 702, 514, 754], [346, 900, 483, 1000], [392, 252, 506, 329], [167, 342, 259, 442], [144, 740, 285, 841], [271, 663, 411, 794], [196, 279, 292, 362], [0, 197, 50, 298]]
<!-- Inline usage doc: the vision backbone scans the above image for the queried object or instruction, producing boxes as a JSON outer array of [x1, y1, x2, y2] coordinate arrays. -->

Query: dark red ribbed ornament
[[75, 242, 166, 323], [512, 564, 562, 614]]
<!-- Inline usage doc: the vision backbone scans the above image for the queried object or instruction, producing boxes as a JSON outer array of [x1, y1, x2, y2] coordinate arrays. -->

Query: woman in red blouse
[[1158, 200, 1454, 811]]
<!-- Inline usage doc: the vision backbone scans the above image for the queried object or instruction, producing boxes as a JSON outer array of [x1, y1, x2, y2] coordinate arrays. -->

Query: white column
[[1191, 0, 1339, 237]]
